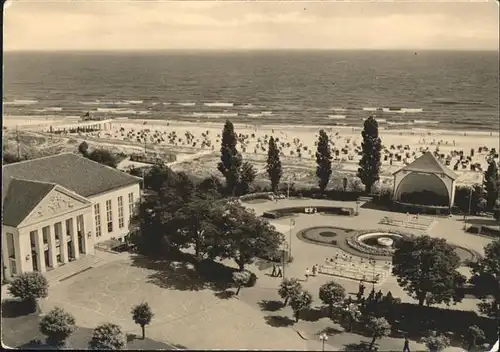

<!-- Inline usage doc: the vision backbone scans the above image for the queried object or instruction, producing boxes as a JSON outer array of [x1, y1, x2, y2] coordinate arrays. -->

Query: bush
[[39, 307, 76, 347], [245, 271, 258, 287], [89, 323, 126, 350], [8, 272, 49, 310]]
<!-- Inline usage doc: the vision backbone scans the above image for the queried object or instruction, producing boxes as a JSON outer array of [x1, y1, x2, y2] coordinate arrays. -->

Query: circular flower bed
[[319, 231, 338, 238]]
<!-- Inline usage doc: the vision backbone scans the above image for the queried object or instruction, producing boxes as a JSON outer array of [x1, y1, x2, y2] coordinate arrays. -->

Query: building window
[[106, 199, 113, 233], [54, 222, 62, 242], [42, 226, 49, 245], [128, 192, 134, 219], [30, 231, 37, 249], [94, 204, 102, 237], [118, 196, 124, 229], [6, 233, 15, 259]]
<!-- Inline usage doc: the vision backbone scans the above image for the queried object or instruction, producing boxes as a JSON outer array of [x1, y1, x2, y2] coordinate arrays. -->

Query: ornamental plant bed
[[262, 206, 355, 219]]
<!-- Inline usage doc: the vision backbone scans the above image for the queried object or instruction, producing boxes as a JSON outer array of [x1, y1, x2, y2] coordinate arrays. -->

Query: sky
[[4, 1, 499, 51]]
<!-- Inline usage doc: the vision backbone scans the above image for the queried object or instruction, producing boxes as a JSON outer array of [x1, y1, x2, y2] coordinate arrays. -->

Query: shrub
[[232, 271, 251, 295], [8, 272, 49, 310], [422, 331, 450, 352], [278, 278, 303, 306], [89, 323, 126, 350], [39, 307, 76, 347], [245, 271, 258, 287]]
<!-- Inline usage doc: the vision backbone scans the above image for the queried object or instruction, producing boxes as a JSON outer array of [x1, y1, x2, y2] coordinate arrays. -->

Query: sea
[[3, 50, 499, 132]]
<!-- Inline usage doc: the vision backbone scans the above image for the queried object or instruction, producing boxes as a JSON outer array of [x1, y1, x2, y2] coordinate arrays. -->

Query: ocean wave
[[401, 108, 423, 113], [177, 102, 196, 106], [413, 119, 439, 124], [192, 112, 239, 118], [432, 99, 485, 106], [204, 102, 234, 107], [331, 107, 347, 111], [387, 121, 413, 126], [96, 108, 146, 114], [80, 100, 132, 105], [4, 99, 39, 105], [124, 100, 143, 104], [376, 118, 387, 123], [33, 107, 63, 112], [235, 103, 255, 109], [362, 107, 378, 112], [327, 115, 346, 120], [162, 102, 171, 105]]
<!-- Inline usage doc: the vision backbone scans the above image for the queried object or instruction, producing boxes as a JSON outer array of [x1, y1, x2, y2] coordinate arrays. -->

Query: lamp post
[[282, 241, 289, 282], [319, 333, 328, 351], [289, 218, 295, 258], [370, 257, 376, 290]]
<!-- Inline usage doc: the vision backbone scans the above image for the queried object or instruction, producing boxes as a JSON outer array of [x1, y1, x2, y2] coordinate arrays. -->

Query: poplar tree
[[217, 120, 242, 196], [266, 136, 282, 193], [358, 116, 382, 194], [483, 159, 499, 211], [315, 129, 333, 192]]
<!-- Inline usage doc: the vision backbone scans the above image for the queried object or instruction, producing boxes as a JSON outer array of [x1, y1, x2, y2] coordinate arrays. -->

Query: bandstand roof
[[393, 151, 458, 180]]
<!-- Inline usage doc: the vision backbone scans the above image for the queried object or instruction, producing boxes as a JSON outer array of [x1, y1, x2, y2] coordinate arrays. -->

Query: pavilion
[[392, 151, 458, 209]]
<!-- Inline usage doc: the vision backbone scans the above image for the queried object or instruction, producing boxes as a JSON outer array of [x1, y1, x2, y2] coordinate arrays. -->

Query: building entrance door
[[67, 241, 73, 259], [78, 232, 84, 254], [44, 250, 50, 267], [32, 251, 38, 272]]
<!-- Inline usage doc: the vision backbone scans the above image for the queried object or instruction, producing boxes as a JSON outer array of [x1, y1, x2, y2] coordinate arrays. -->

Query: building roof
[[2, 153, 141, 205], [394, 151, 458, 180], [2, 178, 56, 227]]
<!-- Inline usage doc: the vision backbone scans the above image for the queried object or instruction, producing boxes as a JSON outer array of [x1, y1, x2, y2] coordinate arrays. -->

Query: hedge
[[262, 206, 355, 219]]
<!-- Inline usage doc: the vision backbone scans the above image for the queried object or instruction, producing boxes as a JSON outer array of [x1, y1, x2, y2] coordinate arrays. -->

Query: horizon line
[[4, 48, 499, 53]]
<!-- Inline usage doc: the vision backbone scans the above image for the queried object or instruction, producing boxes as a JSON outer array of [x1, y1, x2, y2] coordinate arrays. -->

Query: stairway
[[44, 255, 103, 284]]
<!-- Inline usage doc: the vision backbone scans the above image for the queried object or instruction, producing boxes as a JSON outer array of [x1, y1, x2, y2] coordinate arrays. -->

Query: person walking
[[271, 264, 277, 277], [403, 336, 410, 352], [312, 265, 317, 277], [305, 268, 310, 281], [277, 265, 283, 278]]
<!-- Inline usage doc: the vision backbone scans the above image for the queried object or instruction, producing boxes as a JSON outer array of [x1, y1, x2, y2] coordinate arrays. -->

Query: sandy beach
[[4, 115, 499, 187]]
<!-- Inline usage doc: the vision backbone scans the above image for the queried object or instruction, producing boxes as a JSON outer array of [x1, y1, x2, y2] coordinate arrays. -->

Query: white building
[[2, 153, 141, 282]]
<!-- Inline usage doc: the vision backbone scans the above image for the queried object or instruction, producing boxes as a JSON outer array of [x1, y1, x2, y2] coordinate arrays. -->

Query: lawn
[[1, 300, 177, 350]]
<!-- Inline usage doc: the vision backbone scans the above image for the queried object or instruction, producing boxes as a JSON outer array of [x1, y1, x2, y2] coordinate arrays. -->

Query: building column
[[83, 212, 95, 255], [59, 222, 68, 264], [46, 226, 58, 269], [68, 218, 79, 260], [13, 232, 24, 275], [34, 230, 46, 273], [2, 234, 11, 281]]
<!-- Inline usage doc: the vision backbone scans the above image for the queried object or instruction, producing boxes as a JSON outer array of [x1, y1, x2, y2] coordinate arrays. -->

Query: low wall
[[262, 206, 355, 219], [392, 200, 451, 216]]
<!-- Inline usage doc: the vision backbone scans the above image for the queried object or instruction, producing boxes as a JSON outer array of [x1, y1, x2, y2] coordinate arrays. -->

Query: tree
[[343, 302, 361, 332], [466, 325, 485, 351], [8, 272, 48, 310], [39, 307, 76, 347], [366, 316, 391, 351], [78, 141, 89, 156], [278, 278, 303, 306], [392, 236, 466, 307], [238, 161, 257, 196], [319, 281, 346, 317], [232, 271, 251, 295], [422, 331, 450, 352], [290, 290, 313, 322], [3, 151, 21, 164], [197, 175, 223, 199], [483, 160, 499, 211], [131, 302, 154, 339], [215, 203, 284, 271], [86, 148, 118, 168], [469, 239, 500, 320], [357, 116, 382, 193], [266, 136, 283, 193], [172, 197, 225, 260], [315, 129, 333, 192], [89, 323, 126, 350], [217, 120, 242, 196]]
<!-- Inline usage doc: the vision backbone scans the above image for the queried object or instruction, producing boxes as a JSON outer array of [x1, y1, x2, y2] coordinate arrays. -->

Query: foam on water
[[4, 100, 38, 105], [177, 102, 196, 106], [327, 115, 346, 120], [204, 102, 234, 107], [192, 112, 239, 118], [414, 119, 439, 124]]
